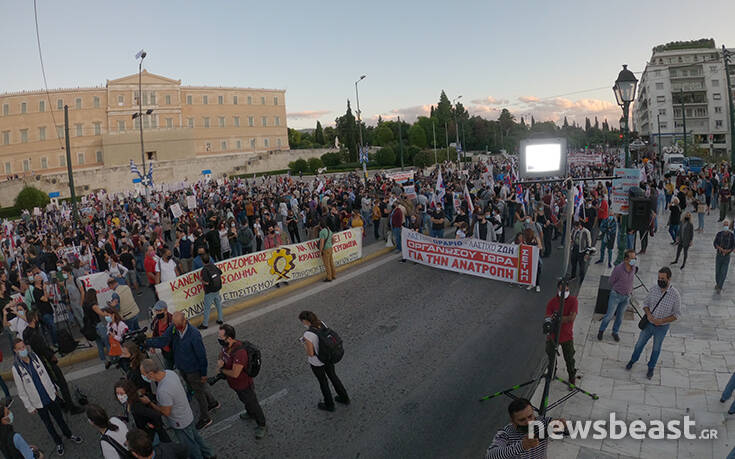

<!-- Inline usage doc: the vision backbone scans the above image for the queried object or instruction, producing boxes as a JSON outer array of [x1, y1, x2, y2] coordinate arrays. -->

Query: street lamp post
[[134, 49, 150, 198], [612, 64, 638, 264], [452, 95, 462, 167], [680, 88, 687, 152], [723, 45, 735, 165], [354, 75, 367, 180], [657, 113, 662, 161]]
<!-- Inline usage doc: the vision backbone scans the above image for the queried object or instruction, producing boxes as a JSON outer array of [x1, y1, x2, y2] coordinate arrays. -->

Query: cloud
[[513, 96, 621, 126], [470, 96, 508, 105], [370, 104, 432, 124], [518, 96, 541, 103], [287, 110, 331, 120]]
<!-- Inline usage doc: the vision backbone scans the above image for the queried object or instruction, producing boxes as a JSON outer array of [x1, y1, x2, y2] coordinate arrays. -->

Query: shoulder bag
[[638, 290, 667, 330]]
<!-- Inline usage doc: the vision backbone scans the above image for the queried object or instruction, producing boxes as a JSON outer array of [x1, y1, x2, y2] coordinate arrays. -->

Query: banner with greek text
[[401, 228, 538, 285], [77, 272, 115, 307], [156, 228, 363, 319]]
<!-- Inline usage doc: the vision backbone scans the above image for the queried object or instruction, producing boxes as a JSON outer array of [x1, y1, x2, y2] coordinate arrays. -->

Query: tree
[[408, 124, 427, 148], [288, 159, 309, 174], [307, 157, 323, 173], [563, 116, 569, 128], [335, 100, 358, 162], [320, 152, 341, 167], [531, 116, 536, 126], [594, 116, 599, 130], [15, 186, 50, 211], [375, 124, 394, 146], [323, 127, 337, 147], [288, 128, 303, 149], [314, 121, 325, 146], [375, 146, 396, 166], [584, 117, 591, 132]]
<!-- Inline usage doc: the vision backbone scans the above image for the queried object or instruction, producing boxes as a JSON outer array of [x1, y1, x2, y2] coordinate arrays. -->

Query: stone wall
[[0, 148, 337, 207]]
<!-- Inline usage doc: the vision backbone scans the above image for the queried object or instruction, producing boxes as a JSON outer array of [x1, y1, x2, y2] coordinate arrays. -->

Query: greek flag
[[146, 161, 154, 186], [130, 160, 141, 178]]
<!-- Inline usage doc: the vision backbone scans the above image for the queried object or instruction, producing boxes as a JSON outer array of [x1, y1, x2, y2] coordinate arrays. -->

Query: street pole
[[657, 113, 662, 161], [355, 75, 367, 180], [398, 116, 404, 171], [432, 121, 437, 165], [445, 122, 449, 159], [723, 45, 735, 165], [63, 105, 79, 227], [680, 88, 687, 152], [137, 54, 148, 199], [615, 102, 632, 265]]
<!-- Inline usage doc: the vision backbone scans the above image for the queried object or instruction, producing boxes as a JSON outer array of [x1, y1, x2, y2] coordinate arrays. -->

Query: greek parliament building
[[0, 71, 289, 180]]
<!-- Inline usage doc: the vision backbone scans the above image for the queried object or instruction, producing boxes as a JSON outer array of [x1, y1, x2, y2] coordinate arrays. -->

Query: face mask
[[658, 279, 668, 289], [105, 316, 113, 323], [628, 258, 637, 267], [141, 374, 152, 383], [156, 312, 165, 319], [63, 273, 68, 279], [17, 349, 28, 358], [559, 290, 570, 299], [117, 394, 128, 404], [175, 324, 186, 333], [5, 412, 13, 424], [217, 338, 228, 347], [725, 226, 730, 231]]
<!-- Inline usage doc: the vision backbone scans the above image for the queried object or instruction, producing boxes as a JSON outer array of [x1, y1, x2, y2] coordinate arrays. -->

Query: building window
[[247, 96, 252, 105], [712, 80, 720, 87], [658, 109, 666, 115], [4, 162, 10, 174], [117, 120, 125, 131], [656, 95, 665, 103], [236, 140, 242, 149], [94, 122, 101, 135], [56, 126, 64, 138], [20, 129, 28, 143], [166, 118, 173, 128], [274, 96, 279, 105], [165, 95, 171, 105], [1, 104, 7, 115], [23, 159, 30, 172], [275, 116, 280, 127], [261, 116, 267, 127], [20, 102, 27, 114], [248, 116, 254, 127], [151, 117, 157, 129], [40, 157, 47, 169], [714, 93, 722, 100], [150, 92, 156, 105], [218, 95, 224, 105], [655, 82, 664, 90], [715, 106, 723, 114], [203, 95, 208, 105], [234, 116, 240, 127], [203, 117, 210, 128], [57, 99, 63, 110], [96, 151, 103, 163], [117, 95, 124, 105], [187, 95, 193, 104], [77, 152, 85, 165], [59, 155, 65, 167], [250, 138, 256, 149], [221, 140, 227, 150], [39, 100, 45, 112], [218, 117, 225, 128], [94, 96, 100, 108], [264, 138, 269, 148], [654, 70, 661, 76], [75, 124, 83, 137], [694, 107, 707, 117], [75, 98, 82, 109], [39, 126, 46, 141], [205, 142, 211, 152], [261, 96, 266, 105], [233, 95, 238, 105], [716, 120, 724, 128], [277, 138, 282, 147], [1, 131, 8, 145], [143, 117, 150, 129], [711, 65, 718, 72], [188, 118, 194, 128]]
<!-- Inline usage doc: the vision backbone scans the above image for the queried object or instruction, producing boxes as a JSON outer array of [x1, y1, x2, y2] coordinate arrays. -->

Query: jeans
[[202, 292, 223, 327], [721, 371, 735, 413], [698, 213, 705, 230], [430, 228, 444, 239], [668, 224, 679, 243], [183, 371, 217, 424], [173, 421, 214, 459], [230, 241, 243, 258], [37, 400, 72, 445], [310, 363, 349, 408], [626, 232, 636, 252], [599, 290, 630, 335], [95, 322, 109, 362], [392, 227, 402, 252], [597, 239, 614, 265], [124, 316, 140, 331], [716, 252, 731, 289], [629, 322, 670, 369], [236, 385, 266, 426], [721, 201, 730, 221], [372, 220, 380, 239], [546, 339, 576, 381], [41, 313, 58, 347]]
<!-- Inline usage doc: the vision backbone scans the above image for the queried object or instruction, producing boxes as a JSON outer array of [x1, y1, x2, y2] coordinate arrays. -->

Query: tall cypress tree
[[314, 121, 325, 145]]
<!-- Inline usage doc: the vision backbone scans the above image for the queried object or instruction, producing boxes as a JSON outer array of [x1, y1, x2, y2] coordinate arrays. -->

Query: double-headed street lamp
[[613, 64, 638, 264], [134, 49, 154, 197], [452, 95, 462, 166], [355, 75, 367, 179]]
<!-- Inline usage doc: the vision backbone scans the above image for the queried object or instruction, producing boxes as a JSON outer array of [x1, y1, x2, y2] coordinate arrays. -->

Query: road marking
[[202, 388, 288, 438], [63, 252, 400, 383]]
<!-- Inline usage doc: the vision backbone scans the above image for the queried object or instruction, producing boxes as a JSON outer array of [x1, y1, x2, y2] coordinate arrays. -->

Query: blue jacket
[[146, 324, 208, 376]]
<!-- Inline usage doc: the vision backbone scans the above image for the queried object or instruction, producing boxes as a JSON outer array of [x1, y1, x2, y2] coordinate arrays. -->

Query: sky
[[1, 0, 734, 130]]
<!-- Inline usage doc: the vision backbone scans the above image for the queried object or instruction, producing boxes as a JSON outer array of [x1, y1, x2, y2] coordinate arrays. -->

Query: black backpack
[[232, 341, 261, 377], [310, 325, 344, 364], [57, 329, 78, 355], [203, 263, 222, 291]]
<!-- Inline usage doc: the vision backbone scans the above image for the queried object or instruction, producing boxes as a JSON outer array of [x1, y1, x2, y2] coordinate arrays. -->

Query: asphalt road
[[8, 245, 568, 459]]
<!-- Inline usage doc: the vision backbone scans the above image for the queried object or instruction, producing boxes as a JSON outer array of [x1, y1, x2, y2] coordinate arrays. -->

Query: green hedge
[[0, 207, 21, 219]]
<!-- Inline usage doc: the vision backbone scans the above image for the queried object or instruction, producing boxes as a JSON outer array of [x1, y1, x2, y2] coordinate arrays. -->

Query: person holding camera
[[545, 281, 578, 386], [215, 324, 267, 439], [486, 398, 560, 459]]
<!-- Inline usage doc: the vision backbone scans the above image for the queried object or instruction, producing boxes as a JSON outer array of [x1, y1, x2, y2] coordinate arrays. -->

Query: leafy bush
[[288, 159, 309, 174], [307, 157, 324, 173], [15, 186, 49, 211], [376, 147, 396, 166], [320, 152, 342, 167], [0, 207, 20, 219]]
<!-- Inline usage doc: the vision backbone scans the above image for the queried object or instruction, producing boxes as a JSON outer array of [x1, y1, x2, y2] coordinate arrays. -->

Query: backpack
[[57, 329, 78, 355], [309, 324, 344, 364], [100, 427, 134, 459], [203, 264, 222, 291], [239, 341, 262, 377]]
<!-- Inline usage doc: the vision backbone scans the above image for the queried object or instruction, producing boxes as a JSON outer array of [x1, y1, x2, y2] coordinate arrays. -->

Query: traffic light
[[619, 134, 624, 139]]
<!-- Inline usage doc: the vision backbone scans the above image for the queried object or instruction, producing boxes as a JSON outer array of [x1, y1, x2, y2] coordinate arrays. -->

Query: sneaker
[[255, 425, 267, 439], [198, 324, 208, 330], [104, 361, 112, 370], [670, 260, 678, 265], [625, 361, 633, 370], [317, 402, 335, 412], [208, 401, 221, 411], [69, 435, 83, 444], [646, 368, 654, 379], [216, 320, 224, 325], [240, 412, 254, 421], [597, 331, 603, 341], [196, 418, 213, 430], [535, 286, 541, 293], [608, 263, 612, 268], [335, 395, 350, 405], [720, 398, 726, 403], [56, 444, 64, 456], [526, 285, 533, 291], [612, 333, 620, 342]]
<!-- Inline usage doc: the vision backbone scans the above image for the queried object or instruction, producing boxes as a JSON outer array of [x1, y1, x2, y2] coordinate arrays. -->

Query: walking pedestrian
[[672, 212, 694, 269], [625, 267, 681, 379], [714, 219, 735, 293], [598, 249, 637, 342], [199, 254, 224, 329], [569, 220, 591, 284], [668, 197, 682, 244]]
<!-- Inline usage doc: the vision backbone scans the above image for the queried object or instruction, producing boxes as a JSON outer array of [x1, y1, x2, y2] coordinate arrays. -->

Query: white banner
[[170, 203, 183, 219], [77, 272, 115, 308], [401, 228, 539, 285], [386, 171, 415, 183], [186, 196, 197, 209], [611, 168, 641, 215]]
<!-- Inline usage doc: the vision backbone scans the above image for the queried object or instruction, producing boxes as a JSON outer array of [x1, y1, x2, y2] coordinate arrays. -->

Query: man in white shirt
[[155, 248, 180, 284]]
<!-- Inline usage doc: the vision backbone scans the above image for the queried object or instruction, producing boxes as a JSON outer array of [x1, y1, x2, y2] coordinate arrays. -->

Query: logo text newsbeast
[[530, 414, 718, 440]]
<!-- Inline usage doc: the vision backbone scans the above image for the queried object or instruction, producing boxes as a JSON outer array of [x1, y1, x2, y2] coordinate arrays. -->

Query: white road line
[[202, 388, 288, 438], [63, 252, 400, 383]]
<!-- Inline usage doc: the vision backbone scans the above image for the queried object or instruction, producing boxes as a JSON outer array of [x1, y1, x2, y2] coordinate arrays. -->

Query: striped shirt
[[485, 418, 550, 459], [644, 285, 681, 320]]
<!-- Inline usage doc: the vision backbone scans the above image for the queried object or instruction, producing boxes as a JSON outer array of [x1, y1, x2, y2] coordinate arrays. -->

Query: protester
[[318, 219, 336, 282], [714, 218, 735, 294], [0, 399, 40, 459], [598, 249, 637, 342], [86, 403, 130, 459], [569, 220, 591, 284], [114, 378, 169, 444], [595, 214, 617, 268], [107, 277, 140, 331], [150, 301, 174, 369], [672, 212, 694, 269], [81, 289, 110, 365], [199, 253, 224, 329], [126, 428, 188, 459]]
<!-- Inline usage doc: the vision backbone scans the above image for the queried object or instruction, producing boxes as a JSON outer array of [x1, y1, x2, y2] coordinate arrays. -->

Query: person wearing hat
[[107, 277, 140, 332], [150, 302, 174, 370]]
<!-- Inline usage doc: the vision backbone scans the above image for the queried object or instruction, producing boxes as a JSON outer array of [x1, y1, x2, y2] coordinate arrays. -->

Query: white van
[[664, 154, 686, 174]]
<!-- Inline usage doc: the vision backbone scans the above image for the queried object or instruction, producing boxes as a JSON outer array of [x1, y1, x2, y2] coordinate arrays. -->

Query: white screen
[[525, 144, 561, 172]]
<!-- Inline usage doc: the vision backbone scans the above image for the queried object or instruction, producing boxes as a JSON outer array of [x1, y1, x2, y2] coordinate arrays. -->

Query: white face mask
[[725, 226, 730, 231], [117, 394, 128, 404], [560, 290, 570, 299]]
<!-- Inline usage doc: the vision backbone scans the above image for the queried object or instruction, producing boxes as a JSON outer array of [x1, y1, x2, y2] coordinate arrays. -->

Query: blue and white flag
[[130, 159, 141, 178]]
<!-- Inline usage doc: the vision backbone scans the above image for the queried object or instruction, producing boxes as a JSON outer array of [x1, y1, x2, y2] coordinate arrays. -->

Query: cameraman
[[545, 281, 578, 386], [215, 324, 267, 439]]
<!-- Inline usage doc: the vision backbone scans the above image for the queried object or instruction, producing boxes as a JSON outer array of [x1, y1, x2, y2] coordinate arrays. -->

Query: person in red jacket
[[545, 280, 578, 386]]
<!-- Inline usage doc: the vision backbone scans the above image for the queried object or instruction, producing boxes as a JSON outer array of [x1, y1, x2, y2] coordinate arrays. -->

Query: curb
[[1, 246, 395, 380]]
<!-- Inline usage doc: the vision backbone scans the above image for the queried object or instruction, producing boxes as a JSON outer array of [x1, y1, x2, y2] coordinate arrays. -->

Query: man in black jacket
[[22, 311, 84, 414], [199, 254, 224, 330]]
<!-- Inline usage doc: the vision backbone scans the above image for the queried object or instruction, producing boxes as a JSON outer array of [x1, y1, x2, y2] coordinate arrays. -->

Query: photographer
[[215, 324, 267, 439], [545, 281, 578, 386], [486, 398, 559, 459]]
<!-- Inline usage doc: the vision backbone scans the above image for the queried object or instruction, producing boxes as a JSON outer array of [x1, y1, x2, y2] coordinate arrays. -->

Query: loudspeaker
[[629, 198, 651, 232], [595, 275, 611, 314]]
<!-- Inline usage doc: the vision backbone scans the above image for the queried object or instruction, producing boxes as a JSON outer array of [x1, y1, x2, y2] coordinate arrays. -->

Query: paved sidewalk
[[533, 210, 734, 458]]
